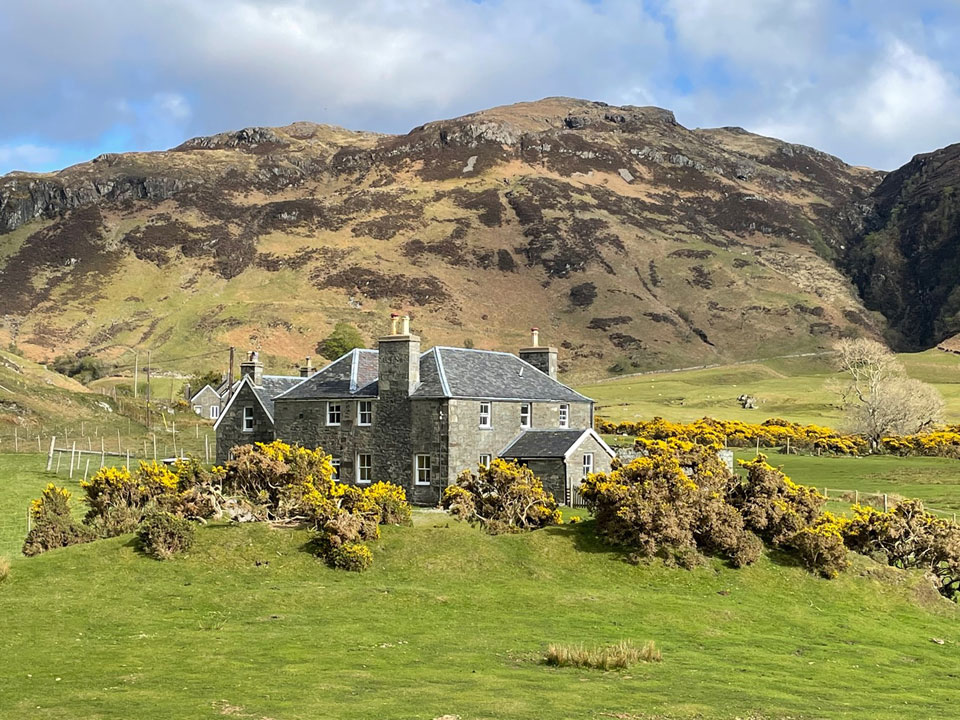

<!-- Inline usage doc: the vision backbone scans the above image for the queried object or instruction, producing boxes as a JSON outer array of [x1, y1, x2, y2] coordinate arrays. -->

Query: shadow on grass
[[542, 519, 633, 562], [765, 545, 804, 570]]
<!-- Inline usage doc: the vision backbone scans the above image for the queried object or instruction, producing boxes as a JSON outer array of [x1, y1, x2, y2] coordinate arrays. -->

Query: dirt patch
[[669, 248, 715, 260], [446, 188, 504, 227], [317, 266, 451, 306], [587, 316, 631, 330], [569, 282, 597, 307]]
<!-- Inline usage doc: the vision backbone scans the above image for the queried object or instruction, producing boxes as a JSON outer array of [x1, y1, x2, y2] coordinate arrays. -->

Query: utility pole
[[226, 346, 235, 405], [133, 352, 139, 398], [146, 350, 152, 431]]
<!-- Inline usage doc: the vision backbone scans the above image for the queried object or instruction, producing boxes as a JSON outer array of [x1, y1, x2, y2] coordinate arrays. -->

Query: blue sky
[[2, 0, 960, 174]]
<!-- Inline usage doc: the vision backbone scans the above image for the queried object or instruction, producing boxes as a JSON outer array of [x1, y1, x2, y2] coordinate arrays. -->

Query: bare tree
[[834, 339, 944, 448]]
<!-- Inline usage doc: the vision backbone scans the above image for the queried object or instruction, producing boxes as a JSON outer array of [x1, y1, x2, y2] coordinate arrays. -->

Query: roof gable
[[275, 349, 378, 400], [500, 429, 614, 459]]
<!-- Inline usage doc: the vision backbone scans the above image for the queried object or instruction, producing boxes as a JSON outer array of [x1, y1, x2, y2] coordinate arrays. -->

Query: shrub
[[81, 462, 180, 536], [23, 484, 97, 556], [136, 511, 196, 560], [545, 640, 660, 670], [222, 441, 334, 521], [842, 500, 960, 598], [442, 459, 560, 534], [789, 513, 849, 578], [328, 541, 374, 572], [316, 322, 366, 361], [580, 440, 760, 567], [0, 556, 9, 583], [364, 482, 412, 525], [729, 455, 825, 544]]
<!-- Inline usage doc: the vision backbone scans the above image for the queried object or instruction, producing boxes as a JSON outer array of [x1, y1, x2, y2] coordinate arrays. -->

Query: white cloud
[[1, 0, 960, 172], [0, 143, 60, 172]]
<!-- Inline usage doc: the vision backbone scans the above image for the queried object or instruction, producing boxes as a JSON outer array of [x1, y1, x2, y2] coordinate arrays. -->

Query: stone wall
[[215, 384, 275, 462], [273, 398, 378, 483], [523, 458, 567, 501], [446, 399, 592, 483]]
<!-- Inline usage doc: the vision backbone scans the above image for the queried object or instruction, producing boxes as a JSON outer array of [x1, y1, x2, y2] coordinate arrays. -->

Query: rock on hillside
[[844, 143, 960, 350], [0, 98, 885, 377]]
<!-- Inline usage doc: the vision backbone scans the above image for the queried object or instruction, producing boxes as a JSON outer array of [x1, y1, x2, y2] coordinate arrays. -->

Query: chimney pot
[[390, 313, 400, 335], [401, 315, 411, 335], [531, 328, 540, 347]]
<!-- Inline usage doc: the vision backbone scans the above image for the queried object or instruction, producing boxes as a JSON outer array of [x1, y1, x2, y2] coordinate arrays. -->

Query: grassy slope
[[0, 458, 957, 720], [578, 349, 960, 426]]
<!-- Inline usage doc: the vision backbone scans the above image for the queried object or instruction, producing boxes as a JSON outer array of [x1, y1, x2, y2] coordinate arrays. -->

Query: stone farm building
[[215, 317, 613, 505]]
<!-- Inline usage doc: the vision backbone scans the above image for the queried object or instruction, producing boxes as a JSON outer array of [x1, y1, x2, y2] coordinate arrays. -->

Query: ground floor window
[[357, 453, 372, 484], [479, 454, 492, 467], [331, 457, 340, 480], [415, 454, 431, 485], [582, 452, 594, 478]]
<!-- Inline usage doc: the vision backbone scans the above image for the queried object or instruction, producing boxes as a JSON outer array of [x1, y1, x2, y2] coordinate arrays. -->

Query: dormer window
[[479, 401, 491, 428], [520, 403, 531, 428]]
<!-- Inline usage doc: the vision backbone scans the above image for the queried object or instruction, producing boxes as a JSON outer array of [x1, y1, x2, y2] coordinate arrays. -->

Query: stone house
[[190, 384, 223, 421], [215, 317, 613, 505]]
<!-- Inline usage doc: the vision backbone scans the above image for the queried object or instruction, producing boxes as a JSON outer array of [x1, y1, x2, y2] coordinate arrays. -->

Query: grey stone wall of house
[[522, 458, 567, 502], [445, 399, 592, 482], [215, 384, 275, 462], [408, 398, 447, 505], [566, 434, 613, 486], [191, 386, 222, 421], [273, 398, 379, 483]]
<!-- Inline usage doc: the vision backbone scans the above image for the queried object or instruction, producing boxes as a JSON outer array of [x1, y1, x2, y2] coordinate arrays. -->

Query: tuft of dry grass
[[545, 640, 660, 670], [0, 556, 9, 584]]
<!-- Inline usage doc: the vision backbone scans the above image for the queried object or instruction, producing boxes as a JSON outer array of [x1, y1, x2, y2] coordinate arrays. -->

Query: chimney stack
[[378, 312, 420, 397], [519, 328, 558, 379], [239, 350, 264, 386], [300, 357, 313, 377]]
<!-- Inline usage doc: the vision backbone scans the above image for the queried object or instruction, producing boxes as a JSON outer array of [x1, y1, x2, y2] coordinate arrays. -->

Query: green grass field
[[577, 349, 960, 427], [2, 453, 959, 719]]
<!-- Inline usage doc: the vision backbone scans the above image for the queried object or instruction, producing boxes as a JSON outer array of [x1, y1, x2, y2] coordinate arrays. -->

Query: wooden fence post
[[56, 452, 62, 474], [46, 436, 56, 471], [69, 442, 76, 479], [152, 434, 157, 461], [855, 490, 859, 505], [117, 428, 122, 454], [83, 458, 90, 482], [205, 434, 209, 464], [883, 494, 889, 512], [126, 450, 130, 471]]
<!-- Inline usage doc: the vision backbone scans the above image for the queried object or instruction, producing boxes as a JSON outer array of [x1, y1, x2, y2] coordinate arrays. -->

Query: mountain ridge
[[0, 97, 904, 379]]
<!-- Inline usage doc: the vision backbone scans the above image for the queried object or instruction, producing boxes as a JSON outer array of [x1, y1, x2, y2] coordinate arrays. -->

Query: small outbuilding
[[500, 428, 615, 505]]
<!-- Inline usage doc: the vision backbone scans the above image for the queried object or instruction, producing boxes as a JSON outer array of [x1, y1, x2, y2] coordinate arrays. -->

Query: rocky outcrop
[[844, 143, 960, 349]]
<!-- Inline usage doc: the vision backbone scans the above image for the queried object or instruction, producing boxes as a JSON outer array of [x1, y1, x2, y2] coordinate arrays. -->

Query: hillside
[[0, 467, 956, 719], [844, 143, 960, 350], [0, 98, 885, 379]]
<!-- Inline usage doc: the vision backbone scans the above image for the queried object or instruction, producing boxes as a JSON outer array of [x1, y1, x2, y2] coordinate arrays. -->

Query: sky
[[2, 0, 960, 175]]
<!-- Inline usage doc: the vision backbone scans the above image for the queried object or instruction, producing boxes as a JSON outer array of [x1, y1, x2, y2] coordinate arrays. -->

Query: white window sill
[[414, 481, 431, 486], [357, 480, 371, 485], [326, 422, 341, 427], [478, 425, 492, 430], [357, 422, 371, 427]]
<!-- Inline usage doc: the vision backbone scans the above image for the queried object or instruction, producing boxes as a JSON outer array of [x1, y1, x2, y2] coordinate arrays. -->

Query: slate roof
[[228, 374, 304, 417], [274, 349, 379, 401], [500, 429, 596, 459], [412, 347, 591, 402], [271, 346, 590, 403]]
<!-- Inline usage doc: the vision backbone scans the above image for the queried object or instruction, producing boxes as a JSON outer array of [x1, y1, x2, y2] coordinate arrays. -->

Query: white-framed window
[[479, 401, 491, 428], [357, 453, 372, 484], [193, 405, 202, 415], [209, 405, 219, 420], [357, 400, 372, 426], [331, 457, 341, 481], [327, 402, 342, 426], [559, 404, 569, 428], [582, 452, 594, 478], [520, 403, 531, 428], [479, 454, 492, 467], [242, 406, 255, 432], [415, 454, 432, 485]]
